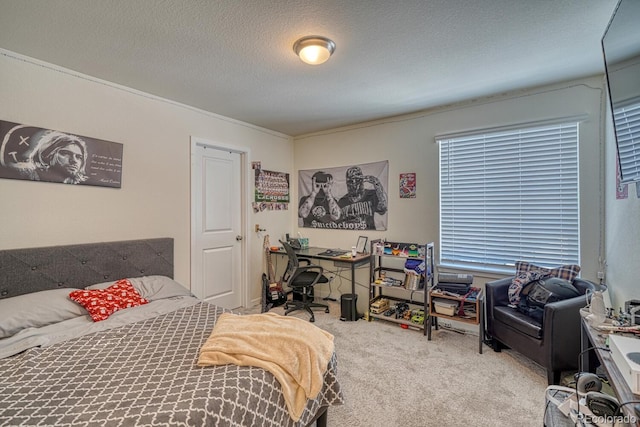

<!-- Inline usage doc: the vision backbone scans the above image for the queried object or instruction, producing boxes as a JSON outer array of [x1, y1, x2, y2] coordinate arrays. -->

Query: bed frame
[[0, 238, 173, 299]]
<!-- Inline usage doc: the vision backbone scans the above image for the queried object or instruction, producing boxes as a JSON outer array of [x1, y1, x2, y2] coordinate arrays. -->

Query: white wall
[[293, 77, 607, 314], [0, 50, 294, 304], [4, 49, 631, 314]]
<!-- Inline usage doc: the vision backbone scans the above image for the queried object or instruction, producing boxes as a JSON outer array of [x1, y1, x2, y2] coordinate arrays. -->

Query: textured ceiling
[[0, 0, 619, 136]]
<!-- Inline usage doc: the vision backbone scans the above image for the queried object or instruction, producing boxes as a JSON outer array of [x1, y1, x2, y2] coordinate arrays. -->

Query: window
[[438, 121, 579, 271]]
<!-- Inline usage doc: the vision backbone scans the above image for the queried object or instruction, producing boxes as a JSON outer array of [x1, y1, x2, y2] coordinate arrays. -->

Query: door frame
[[190, 136, 251, 308]]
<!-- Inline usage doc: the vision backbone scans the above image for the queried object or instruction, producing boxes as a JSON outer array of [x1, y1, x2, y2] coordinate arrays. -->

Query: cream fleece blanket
[[197, 312, 335, 421]]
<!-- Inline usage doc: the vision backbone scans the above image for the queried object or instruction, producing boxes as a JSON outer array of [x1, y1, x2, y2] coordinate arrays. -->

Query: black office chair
[[279, 240, 330, 322]]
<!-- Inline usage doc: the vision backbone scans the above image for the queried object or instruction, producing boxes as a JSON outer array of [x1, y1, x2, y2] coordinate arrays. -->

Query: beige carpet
[[242, 301, 547, 426]]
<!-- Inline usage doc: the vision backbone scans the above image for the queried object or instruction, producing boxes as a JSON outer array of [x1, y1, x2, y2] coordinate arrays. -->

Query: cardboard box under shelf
[[432, 298, 459, 316]]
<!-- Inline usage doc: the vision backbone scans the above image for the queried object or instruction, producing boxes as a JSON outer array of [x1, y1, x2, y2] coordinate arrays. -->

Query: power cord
[[320, 268, 337, 301], [324, 268, 370, 291], [618, 400, 640, 409], [322, 275, 338, 302], [322, 266, 345, 301], [617, 400, 640, 422]]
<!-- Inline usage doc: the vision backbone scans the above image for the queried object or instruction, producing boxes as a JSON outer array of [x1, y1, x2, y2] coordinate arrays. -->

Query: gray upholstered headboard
[[0, 238, 173, 299]]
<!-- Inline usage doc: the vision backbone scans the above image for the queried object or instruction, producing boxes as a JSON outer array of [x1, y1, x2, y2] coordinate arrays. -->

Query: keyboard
[[318, 250, 348, 257]]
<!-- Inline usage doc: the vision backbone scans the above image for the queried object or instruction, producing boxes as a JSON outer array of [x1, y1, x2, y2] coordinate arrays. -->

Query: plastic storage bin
[[433, 298, 459, 316]]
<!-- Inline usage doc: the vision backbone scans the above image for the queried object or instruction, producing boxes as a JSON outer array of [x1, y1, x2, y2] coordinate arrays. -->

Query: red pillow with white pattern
[[69, 279, 149, 322]]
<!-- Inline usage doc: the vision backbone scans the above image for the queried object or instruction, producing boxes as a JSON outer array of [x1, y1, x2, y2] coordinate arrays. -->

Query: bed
[[0, 238, 343, 426]]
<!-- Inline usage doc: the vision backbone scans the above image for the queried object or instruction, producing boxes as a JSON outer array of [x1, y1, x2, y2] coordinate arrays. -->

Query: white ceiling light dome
[[293, 36, 336, 65]]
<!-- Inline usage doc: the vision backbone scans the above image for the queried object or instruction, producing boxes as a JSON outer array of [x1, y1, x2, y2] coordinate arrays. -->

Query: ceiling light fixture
[[293, 36, 336, 65]]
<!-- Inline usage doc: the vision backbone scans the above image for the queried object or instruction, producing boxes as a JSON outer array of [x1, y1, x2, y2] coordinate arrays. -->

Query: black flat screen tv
[[602, 0, 640, 184]]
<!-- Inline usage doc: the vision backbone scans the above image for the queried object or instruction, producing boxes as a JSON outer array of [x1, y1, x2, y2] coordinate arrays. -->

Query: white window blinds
[[613, 99, 640, 183], [438, 122, 580, 270]]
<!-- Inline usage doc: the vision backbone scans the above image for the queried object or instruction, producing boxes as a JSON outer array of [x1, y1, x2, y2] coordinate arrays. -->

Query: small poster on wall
[[0, 120, 123, 188], [298, 160, 389, 230], [253, 168, 290, 212], [399, 172, 416, 198]]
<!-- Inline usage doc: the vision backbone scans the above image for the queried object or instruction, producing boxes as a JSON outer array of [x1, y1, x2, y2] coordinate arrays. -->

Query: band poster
[[0, 120, 123, 188], [253, 168, 290, 212], [298, 160, 389, 231], [399, 172, 416, 198]]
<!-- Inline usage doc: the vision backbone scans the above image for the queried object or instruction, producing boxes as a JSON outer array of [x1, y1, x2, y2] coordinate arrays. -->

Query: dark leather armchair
[[485, 276, 600, 385], [280, 241, 330, 322]]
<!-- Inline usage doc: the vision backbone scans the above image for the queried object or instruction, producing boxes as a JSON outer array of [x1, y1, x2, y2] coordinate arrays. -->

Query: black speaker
[[340, 293, 358, 321]]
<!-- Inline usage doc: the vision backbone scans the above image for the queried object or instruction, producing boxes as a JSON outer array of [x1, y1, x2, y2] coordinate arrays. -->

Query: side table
[[427, 289, 484, 354]]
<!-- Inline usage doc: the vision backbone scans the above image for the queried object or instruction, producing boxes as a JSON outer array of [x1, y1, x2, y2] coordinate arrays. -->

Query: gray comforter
[[0, 301, 343, 426]]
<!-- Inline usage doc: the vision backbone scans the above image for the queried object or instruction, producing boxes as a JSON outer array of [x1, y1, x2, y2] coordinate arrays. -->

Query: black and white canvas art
[[298, 160, 388, 230], [0, 120, 123, 188]]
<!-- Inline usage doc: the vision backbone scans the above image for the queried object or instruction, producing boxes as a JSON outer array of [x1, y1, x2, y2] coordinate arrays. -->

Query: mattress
[[0, 276, 343, 426]]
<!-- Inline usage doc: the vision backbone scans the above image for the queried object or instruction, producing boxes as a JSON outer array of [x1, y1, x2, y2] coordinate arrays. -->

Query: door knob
[[236, 235, 243, 241]]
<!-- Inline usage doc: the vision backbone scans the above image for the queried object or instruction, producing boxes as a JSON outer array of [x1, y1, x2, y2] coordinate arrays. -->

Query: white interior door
[[191, 141, 244, 308]]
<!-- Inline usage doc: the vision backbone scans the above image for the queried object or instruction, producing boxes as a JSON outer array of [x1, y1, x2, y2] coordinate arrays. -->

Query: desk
[[270, 246, 371, 321], [580, 319, 640, 422]]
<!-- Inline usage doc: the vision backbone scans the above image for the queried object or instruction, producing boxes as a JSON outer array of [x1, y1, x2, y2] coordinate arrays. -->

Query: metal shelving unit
[[368, 239, 435, 335]]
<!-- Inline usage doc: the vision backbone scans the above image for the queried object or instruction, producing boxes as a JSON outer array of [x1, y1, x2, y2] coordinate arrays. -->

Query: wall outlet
[[597, 271, 605, 279]]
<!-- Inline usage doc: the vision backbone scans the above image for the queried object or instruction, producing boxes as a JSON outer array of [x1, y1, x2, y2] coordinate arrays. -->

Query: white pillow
[[86, 275, 192, 301], [0, 288, 88, 339]]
